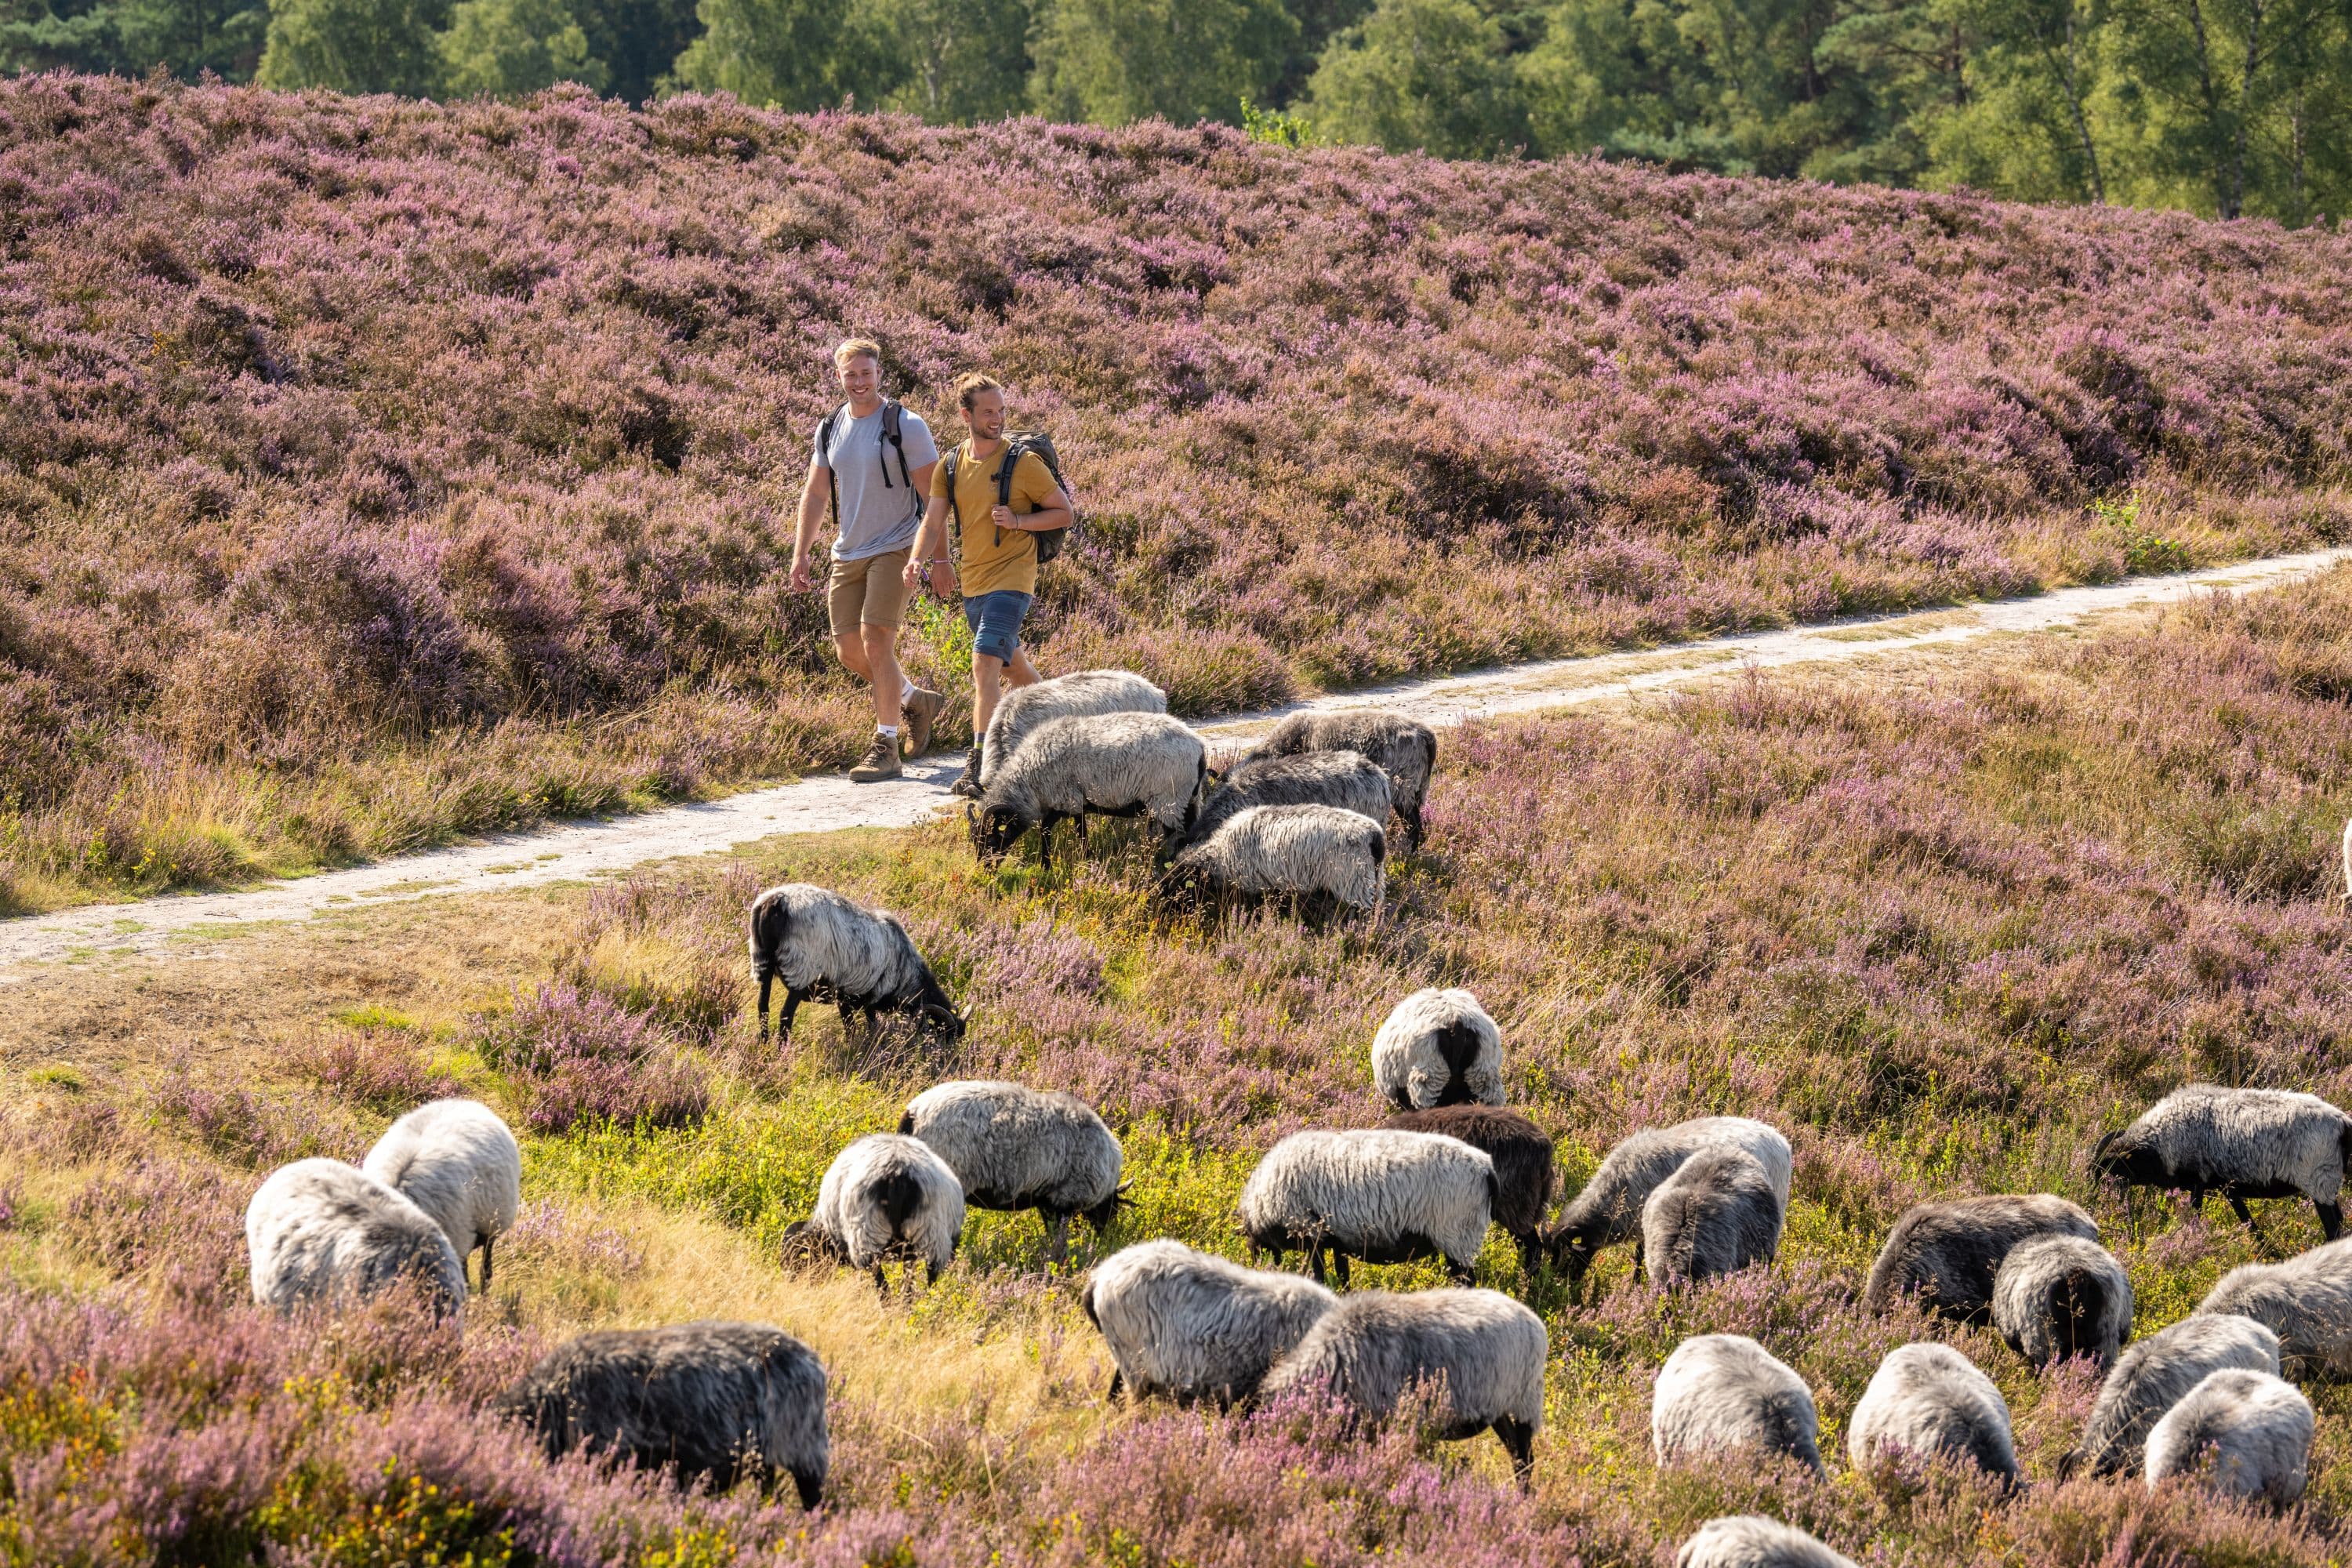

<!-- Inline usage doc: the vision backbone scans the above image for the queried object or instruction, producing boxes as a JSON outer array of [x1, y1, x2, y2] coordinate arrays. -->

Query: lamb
[[361, 1098, 521, 1294], [747, 883, 964, 1042], [245, 1159, 468, 1318], [781, 1134, 965, 1290], [1163, 804, 1387, 916], [2060, 1312, 2282, 1478], [1236, 1129, 1495, 1287], [1242, 709, 1438, 851], [2194, 1236, 2352, 1377], [1181, 752, 1393, 851], [978, 669, 1166, 787], [900, 1080, 1128, 1264], [1860, 1194, 2100, 1320], [495, 1321, 829, 1507], [1993, 1232, 2134, 1367], [1256, 1287, 1547, 1483], [1370, 988, 1504, 1112], [971, 711, 1206, 867], [2092, 1085, 2352, 1240], [1846, 1342, 2017, 1487], [1642, 1146, 1784, 1288], [2144, 1368, 2313, 1505], [1381, 1105, 1556, 1273], [1652, 1334, 1823, 1473], [1081, 1239, 1337, 1407], [1546, 1117, 1793, 1283], [1677, 1517, 1861, 1568]]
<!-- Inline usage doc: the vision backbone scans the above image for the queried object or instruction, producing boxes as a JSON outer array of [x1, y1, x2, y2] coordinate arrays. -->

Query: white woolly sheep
[[1677, 1516, 1861, 1568], [2145, 1367, 2313, 1505], [1547, 1116, 1793, 1284], [782, 1134, 965, 1290], [1163, 804, 1387, 916], [1846, 1342, 2017, 1487], [2062, 1312, 2282, 1479], [1860, 1194, 2100, 1320], [2195, 1236, 2352, 1377], [1082, 1239, 1337, 1407], [361, 1098, 521, 1294], [1183, 751, 1394, 851], [1371, 988, 1504, 1112], [1257, 1287, 1547, 1483], [495, 1321, 829, 1507], [748, 883, 964, 1042], [1237, 1128, 1495, 1287], [1652, 1334, 1823, 1474], [1243, 709, 1438, 851], [1642, 1145, 1784, 1288], [1993, 1232, 2134, 1367], [900, 1080, 1129, 1263], [245, 1158, 467, 1318], [972, 710, 1207, 867], [979, 669, 1166, 787], [1382, 1105, 1557, 1274], [2093, 1085, 2352, 1240]]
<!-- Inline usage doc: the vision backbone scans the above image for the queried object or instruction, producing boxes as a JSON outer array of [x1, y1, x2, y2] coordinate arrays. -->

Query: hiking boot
[[948, 744, 985, 798], [848, 734, 902, 783], [902, 686, 945, 757]]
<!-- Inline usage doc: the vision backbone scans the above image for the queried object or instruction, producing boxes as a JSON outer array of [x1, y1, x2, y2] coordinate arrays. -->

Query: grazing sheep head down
[[2091, 1127, 2165, 1189], [1546, 1217, 1608, 1283], [970, 803, 1029, 865]]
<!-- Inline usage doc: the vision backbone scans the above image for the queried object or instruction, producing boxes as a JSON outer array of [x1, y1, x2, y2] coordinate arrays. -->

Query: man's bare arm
[[789, 463, 829, 590]]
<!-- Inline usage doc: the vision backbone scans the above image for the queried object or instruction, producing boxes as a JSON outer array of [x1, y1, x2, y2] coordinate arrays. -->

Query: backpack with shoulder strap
[[815, 400, 913, 528], [942, 432, 1077, 567]]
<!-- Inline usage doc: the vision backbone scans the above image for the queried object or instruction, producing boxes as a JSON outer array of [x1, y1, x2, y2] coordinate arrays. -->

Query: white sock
[[877, 724, 899, 739], [901, 678, 918, 703]]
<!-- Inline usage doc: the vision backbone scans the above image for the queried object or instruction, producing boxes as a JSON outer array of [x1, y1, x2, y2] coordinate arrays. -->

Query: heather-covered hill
[[2, 73, 2350, 902]]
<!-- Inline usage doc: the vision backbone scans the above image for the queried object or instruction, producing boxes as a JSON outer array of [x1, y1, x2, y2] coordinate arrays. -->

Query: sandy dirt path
[[4, 546, 2345, 978]]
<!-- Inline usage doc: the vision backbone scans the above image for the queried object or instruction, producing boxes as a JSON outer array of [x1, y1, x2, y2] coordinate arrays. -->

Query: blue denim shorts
[[964, 590, 1033, 665]]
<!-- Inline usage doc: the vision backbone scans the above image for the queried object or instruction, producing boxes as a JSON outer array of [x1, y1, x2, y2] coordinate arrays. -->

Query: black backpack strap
[[995, 437, 1022, 506], [816, 405, 845, 526], [879, 400, 911, 489], [942, 446, 962, 546]]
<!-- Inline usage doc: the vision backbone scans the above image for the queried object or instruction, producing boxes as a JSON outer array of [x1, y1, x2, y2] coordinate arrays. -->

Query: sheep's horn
[[957, 1002, 976, 1022]]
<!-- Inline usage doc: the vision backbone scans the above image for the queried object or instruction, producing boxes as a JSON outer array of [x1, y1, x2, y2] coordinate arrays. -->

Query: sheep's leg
[[757, 972, 774, 1036], [2319, 1202, 2343, 1242], [1047, 1213, 1071, 1267], [780, 989, 805, 1038], [1107, 1367, 1125, 1403], [927, 1258, 942, 1287], [1446, 1254, 1475, 1288], [1307, 1243, 1327, 1284], [1494, 1417, 1535, 1488], [1409, 802, 1427, 853], [793, 1467, 823, 1512], [2230, 1194, 2257, 1230], [871, 1265, 888, 1294], [1333, 1251, 1351, 1290], [1515, 1234, 1542, 1280], [479, 1236, 494, 1294]]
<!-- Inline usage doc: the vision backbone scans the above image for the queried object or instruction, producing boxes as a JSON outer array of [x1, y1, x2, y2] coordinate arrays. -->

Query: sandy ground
[[2, 545, 2345, 982]]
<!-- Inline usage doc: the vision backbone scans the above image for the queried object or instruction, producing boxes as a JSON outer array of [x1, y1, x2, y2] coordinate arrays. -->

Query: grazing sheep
[[2093, 1086, 2352, 1240], [900, 1080, 1128, 1264], [1182, 752, 1393, 851], [1547, 1117, 1794, 1283], [1081, 1239, 1337, 1407], [1257, 1288, 1547, 1483], [245, 1159, 467, 1317], [495, 1321, 828, 1506], [1994, 1233, 2134, 1367], [1653, 1334, 1822, 1472], [1243, 710, 1438, 851], [361, 1098, 521, 1294], [2061, 1312, 2282, 1479], [971, 711, 1206, 867], [1237, 1129, 1495, 1287], [1677, 1517, 1860, 1568], [1163, 804, 1387, 916], [782, 1134, 964, 1290], [2195, 1237, 2352, 1377], [1860, 1195, 2100, 1320], [747, 883, 964, 1042], [1642, 1146, 1784, 1288], [2144, 1368, 2313, 1505], [979, 669, 1166, 787], [1846, 1343, 2017, 1486], [1382, 1105, 1556, 1273], [1370, 988, 1504, 1112]]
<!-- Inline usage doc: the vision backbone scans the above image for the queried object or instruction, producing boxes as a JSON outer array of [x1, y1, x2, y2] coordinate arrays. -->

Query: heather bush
[[470, 982, 711, 1134], [285, 1019, 468, 1112]]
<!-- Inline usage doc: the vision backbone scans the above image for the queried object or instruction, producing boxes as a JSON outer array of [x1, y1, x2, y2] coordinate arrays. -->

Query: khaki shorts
[[826, 547, 912, 636]]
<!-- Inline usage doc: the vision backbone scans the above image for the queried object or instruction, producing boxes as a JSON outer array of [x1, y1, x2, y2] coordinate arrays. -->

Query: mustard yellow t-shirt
[[932, 441, 1057, 599]]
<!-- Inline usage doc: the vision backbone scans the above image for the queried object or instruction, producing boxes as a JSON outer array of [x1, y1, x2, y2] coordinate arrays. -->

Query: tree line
[[4, 0, 2347, 222]]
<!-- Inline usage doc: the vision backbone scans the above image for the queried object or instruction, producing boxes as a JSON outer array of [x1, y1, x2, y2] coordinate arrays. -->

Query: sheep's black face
[[2089, 1132, 2162, 1188], [1548, 1223, 1602, 1282], [974, 807, 1025, 864]]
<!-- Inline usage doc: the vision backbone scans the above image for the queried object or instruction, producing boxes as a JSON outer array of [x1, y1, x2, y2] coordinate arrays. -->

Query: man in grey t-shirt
[[790, 338, 944, 782]]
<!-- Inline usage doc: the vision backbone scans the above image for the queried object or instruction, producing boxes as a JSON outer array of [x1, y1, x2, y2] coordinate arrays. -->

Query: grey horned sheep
[[972, 710, 1206, 867], [1163, 804, 1387, 915], [495, 1321, 829, 1507], [1182, 751, 1393, 851], [361, 1098, 521, 1294], [1081, 1239, 1337, 1407], [1677, 1516, 1860, 1568], [1257, 1287, 1547, 1483], [1381, 1105, 1556, 1274], [1993, 1232, 2133, 1367], [1860, 1194, 2100, 1320], [1242, 709, 1438, 851], [245, 1158, 467, 1318], [2093, 1085, 2352, 1239], [1642, 1145, 1784, 1288], [1370, 987, 1504, 1112], [782, 1134, 965, 1290], [1548, 1116, 1793, 1283], [1237, 1128, 1495, 1287], [2194, 1236, 2352, 1377], [2144, 1367, 2313, 1504], [900, 1080, 1128, 1264], [1846, 1342, 2017, 1487], [979, 669, 1166, 787], [1652, 1334, 1823, 1473], [748, 883, 964, 1042], [2061, 1312, 2282, 1478]]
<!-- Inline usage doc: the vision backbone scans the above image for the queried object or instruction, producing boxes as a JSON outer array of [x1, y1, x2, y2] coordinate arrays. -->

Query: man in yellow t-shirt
[[904, 373, 1073, 798]]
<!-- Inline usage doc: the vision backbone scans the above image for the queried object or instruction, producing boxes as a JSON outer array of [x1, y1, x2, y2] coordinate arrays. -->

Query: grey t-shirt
[[814, 402, 939, 561]]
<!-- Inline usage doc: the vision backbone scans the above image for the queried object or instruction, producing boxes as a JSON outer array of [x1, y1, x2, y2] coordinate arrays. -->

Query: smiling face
[[963, 387, 1006, 443], [835, 351, 881, 411]]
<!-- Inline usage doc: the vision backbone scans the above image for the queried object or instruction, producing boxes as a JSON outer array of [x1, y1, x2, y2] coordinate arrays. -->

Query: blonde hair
[[833, 337, 883, 368], [955, 372, 1004, 410]]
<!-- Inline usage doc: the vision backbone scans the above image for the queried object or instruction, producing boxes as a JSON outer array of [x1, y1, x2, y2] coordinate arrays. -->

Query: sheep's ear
[[2091, 1128, 2121, 1160]]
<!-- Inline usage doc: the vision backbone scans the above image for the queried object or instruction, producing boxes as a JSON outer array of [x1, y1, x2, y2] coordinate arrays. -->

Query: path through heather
[[6, 546, 2348, 978]]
